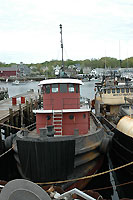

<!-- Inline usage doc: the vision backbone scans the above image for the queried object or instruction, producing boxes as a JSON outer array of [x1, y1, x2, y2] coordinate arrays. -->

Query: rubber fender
[[4, 134, 15, 150], [99, 136, 112, 154]]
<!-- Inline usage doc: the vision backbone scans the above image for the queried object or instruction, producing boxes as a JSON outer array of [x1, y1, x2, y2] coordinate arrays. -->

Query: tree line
[[1, 56, 133, 69]]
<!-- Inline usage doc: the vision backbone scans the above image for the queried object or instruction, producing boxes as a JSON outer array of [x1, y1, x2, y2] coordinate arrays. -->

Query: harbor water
[[0, 79, 132, 199]]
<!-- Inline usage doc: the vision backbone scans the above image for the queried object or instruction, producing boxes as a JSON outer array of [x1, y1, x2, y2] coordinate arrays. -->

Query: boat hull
[[100, 116, 133, 175], [11, 124, 108, 191]]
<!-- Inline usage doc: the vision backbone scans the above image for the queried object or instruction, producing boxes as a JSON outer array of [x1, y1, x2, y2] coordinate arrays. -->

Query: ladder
[[53, 110, 63, 135]]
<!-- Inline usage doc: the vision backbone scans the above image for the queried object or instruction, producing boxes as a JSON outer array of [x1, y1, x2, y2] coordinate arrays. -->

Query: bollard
[[12, 97, 17, 105], [21, 96, 25, 104]]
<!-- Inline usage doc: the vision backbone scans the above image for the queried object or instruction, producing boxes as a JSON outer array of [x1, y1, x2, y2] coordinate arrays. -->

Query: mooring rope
[[0, 123, 132, 188], [0, 122, 35, 132], [0, 145, 15, 158], [0, 123, 24, 131], [36, 161, 133, 185], [0, 142, 132, 190], [92, 180, 133, 191]]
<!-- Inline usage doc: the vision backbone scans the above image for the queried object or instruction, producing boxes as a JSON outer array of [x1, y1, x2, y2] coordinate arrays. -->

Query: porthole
[[69, 115, 74, 120], [46, 115, 51, 120]]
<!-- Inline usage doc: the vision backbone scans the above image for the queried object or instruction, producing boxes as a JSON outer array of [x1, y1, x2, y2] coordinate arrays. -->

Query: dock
[[0, 89, 41, 153]]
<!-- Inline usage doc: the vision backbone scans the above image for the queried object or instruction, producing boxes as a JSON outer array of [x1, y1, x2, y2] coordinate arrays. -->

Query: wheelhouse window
[[46, 85, 50, 94], [52, 84, 58, 93], [117, 88, 120, 93], [121, 88, 125, 93], [126, 88, 129, 93], [69, 84, 74, 93], [104, 89, 106, 94], [112, 89, 115, 93], [60, 84, 67, 93], [76, 85, 79, 93]]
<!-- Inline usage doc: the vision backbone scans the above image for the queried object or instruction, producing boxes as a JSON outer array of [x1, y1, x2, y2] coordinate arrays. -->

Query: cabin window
[[107, 89, 111, 94], [52, 84, 58, 93], [60, 84, 67, 93], [76, 85, 79, 93], [83, 114, 86, 118], [130, 88, 133, 93], [121, 88, 125, 93], [112, 89, 115, 93], [69, 84, 74, 93], [46, 85, 50, 94], [126, 88, 129, 93], [117, 88, 120, 93]]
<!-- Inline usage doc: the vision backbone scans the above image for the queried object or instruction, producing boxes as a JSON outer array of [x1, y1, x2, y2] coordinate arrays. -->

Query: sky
[[0, 0, 133, 64]]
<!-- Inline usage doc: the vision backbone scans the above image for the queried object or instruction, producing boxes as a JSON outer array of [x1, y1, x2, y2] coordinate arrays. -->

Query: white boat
[[12, 80, 26, 85], [12, 80, 20, 85]]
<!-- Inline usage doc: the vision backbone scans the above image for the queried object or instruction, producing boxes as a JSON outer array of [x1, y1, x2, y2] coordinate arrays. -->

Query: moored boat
[[95, 75, 133, 176], [7, 77, 110, 191], [12, 80, 26, 85], [3, 24, 110, 191]]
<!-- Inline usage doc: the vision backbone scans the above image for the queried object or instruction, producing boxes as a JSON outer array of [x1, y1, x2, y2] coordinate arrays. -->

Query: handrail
[[57, 188, 96, 200]]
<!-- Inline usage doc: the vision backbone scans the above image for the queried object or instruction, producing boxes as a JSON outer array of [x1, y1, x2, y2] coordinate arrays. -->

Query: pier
[[0, 89, 41, 153]]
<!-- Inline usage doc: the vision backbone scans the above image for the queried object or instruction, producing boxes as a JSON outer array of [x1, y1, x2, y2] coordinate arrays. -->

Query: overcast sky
[[0, 0, 133, 64]]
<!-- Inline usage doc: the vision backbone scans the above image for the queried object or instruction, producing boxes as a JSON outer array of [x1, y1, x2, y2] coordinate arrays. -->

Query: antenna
[[59, 24, 64, 69]]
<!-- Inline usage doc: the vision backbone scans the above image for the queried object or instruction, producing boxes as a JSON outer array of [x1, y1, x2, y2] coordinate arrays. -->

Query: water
[[0, 81, 39, 98], [80, 80, 97, 100], [0, 79, 131, 199], [0, 80, 97, 99]]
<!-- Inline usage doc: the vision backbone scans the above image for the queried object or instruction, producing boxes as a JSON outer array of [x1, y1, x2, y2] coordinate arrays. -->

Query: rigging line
[[36, 161, 133, 185], [91, 180, 133, 192], [64, 47, 70, 60]]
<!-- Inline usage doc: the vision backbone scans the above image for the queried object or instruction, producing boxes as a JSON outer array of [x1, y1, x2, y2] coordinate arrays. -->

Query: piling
[[0, 91, 39, 141]]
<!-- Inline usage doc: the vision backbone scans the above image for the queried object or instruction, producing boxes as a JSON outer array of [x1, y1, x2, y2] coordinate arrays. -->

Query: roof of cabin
[[38, 78, 84, 86], [33, 108, 90, 114]]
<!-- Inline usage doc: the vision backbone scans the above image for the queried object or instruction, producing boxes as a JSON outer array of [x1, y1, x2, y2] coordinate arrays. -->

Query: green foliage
[[1, 57, 133, 74], [121, 57, 133, 68]]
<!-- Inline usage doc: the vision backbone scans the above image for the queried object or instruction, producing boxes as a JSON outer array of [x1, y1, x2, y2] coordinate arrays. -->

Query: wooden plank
[[0, 90, 38, 123]]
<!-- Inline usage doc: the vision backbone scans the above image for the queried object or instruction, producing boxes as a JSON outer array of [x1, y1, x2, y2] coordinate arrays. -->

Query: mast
[[59, 24, 64, 69]]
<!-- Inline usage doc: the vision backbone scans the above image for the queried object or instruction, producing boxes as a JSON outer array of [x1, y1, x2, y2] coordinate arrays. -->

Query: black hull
[[100, 117, 133, 175], [11, 124, 108, 190]]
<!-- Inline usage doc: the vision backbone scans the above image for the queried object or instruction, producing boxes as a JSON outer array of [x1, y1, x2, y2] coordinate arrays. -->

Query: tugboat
[[5, 25, 110, 191], [10, 76, 110, 190]]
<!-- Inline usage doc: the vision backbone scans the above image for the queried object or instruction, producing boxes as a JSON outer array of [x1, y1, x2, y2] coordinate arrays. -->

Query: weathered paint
[[42, 84, 80, 110], [36, 111, 90, 135]]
